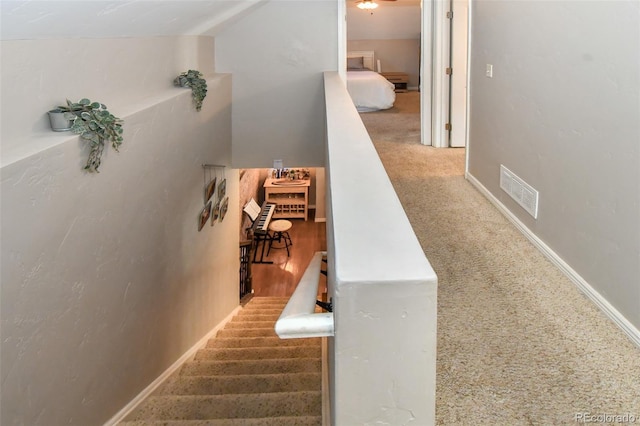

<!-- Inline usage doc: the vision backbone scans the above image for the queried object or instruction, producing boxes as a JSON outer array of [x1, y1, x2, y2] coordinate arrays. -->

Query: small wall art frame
[[219, 196, 229, 222], [198, 201, 212, 231], [217, 178, 226, 201], [205, 176, 217, 203]]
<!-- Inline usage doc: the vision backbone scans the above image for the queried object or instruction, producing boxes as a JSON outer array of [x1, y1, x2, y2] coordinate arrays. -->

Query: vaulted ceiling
[[0, 0, 268, 40]]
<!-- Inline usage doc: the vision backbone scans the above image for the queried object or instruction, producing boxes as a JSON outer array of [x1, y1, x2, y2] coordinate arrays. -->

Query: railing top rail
[[275, 251, 333, 339], [323, 71, 436, 285]]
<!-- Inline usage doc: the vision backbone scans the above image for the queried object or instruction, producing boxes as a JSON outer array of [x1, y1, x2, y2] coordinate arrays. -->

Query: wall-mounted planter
[[174, 70, 207, 111], [47, 109, 75, 132], [47, 99, 124, 172]]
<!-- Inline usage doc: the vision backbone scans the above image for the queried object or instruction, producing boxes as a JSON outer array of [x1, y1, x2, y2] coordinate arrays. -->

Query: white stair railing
[[322, 71, 437, 426], [274, 251, 334, 339]]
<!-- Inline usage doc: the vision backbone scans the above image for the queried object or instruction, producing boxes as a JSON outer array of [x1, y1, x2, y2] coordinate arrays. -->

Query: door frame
[[338, 0, 469, 149], [421, 0, 469, 148]]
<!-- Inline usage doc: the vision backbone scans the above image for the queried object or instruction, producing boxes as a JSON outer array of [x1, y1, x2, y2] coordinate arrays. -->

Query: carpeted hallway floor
[[361, 92, 640, 425]]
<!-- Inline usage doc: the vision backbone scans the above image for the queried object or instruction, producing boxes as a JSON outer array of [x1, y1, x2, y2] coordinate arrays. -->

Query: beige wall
[[467, 1, 640, 332], [0, 36, 239, 425], [216, 1, 339, 169]]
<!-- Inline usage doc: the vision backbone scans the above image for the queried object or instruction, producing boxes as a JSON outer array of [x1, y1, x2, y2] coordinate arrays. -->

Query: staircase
[[120, 297, 323, 425]]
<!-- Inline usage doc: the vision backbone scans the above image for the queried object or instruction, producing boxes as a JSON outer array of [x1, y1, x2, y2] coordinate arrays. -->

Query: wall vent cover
[[499, 165, 539, 219]]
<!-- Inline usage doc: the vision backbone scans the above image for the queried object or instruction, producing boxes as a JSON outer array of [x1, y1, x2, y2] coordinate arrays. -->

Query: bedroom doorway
[[342, 0, 469, 148]]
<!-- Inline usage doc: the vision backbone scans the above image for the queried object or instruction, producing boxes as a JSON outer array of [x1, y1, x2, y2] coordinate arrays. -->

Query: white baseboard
[[466, 172, 640, 348], [104, 305, 243, 425]]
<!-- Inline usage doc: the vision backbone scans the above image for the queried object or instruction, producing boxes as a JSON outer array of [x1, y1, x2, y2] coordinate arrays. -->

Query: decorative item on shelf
[[52, 98, 124, 173], [174, 70, 207, 111], [47, 101, 85, 132], [271, 167, 311, 180]]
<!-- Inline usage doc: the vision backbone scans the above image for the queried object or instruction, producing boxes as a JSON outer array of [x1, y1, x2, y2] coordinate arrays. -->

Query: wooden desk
[[380, 72, 409, 93]]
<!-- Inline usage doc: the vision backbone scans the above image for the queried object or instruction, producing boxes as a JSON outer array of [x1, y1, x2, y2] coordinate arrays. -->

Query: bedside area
[[380, 72, 409, 93]]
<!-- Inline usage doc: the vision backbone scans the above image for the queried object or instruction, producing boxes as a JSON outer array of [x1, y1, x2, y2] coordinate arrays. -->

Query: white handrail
[[275, 251, 334, 339]]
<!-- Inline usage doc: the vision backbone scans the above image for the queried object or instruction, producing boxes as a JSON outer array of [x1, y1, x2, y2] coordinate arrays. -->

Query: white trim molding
[[466, 172, 640, 349], [104, 305, 243, 425]]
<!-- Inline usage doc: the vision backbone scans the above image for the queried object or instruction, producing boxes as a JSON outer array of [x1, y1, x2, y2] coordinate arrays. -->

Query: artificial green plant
[[174, 70, 208, 111], [63, 98, 124, 172]]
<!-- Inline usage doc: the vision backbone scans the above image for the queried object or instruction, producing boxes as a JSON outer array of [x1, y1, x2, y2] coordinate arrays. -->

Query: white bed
[[346, 51, 396, 112]]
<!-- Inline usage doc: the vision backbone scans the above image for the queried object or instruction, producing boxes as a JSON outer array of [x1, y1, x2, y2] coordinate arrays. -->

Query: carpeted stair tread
[[206, 336, 320, 349], [241, 302, 287, 307], [125, 391, 321, 420], [238, 304, 287, 315], [120, 415, 321, 425], [246, 296, 290, 301], [122, 297, 322, 424], [194, 346, 321, 361], [224, 321, 278, 329], [216, 328, 278, 338], [158, 373, 322, 395], [236, 308, 284, 316], [231, 313, 281, 322], [180, 358, 321, 376]]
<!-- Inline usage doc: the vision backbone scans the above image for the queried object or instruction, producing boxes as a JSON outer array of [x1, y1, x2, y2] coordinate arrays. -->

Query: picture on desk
[[204, 177, 217, 203], [217, 179, 226, 201], [198, 201, 212, 231]]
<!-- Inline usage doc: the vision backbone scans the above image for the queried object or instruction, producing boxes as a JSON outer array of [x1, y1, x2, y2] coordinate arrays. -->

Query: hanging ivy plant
[[65, 98, 124, 173], [174, 70, 208, 111]]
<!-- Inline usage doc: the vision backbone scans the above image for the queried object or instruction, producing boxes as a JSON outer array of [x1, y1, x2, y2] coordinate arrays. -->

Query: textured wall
[[467, 1, 640, 331], [346, 4, 421, 40], [0, 36, 239, 425], [216, 1, 338, 169]]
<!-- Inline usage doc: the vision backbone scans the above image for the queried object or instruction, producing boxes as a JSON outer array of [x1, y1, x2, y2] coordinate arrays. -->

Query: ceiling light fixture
[[357, 0, 379, 10]]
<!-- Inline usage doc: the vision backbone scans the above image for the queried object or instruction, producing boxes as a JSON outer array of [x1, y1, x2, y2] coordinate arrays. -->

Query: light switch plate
[[486, 64, 493, 78]]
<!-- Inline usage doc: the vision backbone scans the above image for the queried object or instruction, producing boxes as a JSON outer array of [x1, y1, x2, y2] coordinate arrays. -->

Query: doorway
[[341, 0, 469, 149], [424, 0, 469, 148]]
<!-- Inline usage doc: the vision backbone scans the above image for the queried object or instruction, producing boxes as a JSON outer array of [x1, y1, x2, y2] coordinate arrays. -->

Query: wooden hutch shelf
[[264, 177, 310, 221]]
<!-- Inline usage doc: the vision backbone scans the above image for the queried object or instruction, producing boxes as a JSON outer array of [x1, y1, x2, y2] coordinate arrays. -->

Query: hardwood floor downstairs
[[247, 215, 327, 298]]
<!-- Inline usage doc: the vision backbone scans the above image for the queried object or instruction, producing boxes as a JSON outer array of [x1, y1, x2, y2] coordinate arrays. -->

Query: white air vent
[[500, 165, 539, 219]]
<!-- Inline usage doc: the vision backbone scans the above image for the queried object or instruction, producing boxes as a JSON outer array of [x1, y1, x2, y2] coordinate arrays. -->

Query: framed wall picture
[[217, 178, 226, 201], [204, 177, 217, 203], [198, 201, 212, 231], [219, 196, 229, 222], [212, 200, 221, 223]]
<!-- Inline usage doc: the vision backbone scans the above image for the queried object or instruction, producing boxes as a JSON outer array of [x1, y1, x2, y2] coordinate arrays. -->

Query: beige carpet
[[120, 297, 322, 425], [363, 92, 640, 425]]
